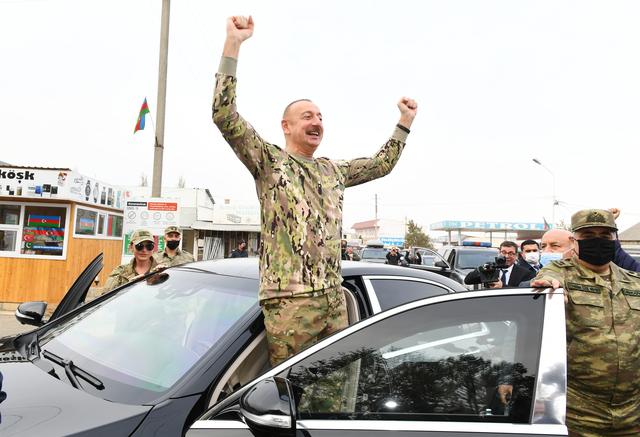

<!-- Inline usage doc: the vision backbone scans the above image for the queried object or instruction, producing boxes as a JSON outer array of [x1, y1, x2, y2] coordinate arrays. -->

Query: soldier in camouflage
[[154, 225, 195, 267], [103, 229, 159, 293], [213, 16, 417, 365], [532, 209, 640, 436]]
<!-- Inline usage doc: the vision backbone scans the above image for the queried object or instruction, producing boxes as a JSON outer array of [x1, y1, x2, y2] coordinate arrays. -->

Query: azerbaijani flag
[[134, 98, 150, 133], [27, 215, 61, 228]]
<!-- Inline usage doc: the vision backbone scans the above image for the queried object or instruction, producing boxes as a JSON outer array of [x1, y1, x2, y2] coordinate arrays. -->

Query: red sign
[[147, 202, 178, 211]]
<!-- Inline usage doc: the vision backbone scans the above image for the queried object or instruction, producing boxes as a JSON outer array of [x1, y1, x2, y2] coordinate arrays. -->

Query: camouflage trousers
[[261, 287, 349, 367], [567, 385, 640, 437]]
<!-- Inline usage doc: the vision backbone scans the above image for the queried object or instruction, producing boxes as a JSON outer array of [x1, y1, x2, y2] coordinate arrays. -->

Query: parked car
[[187, 287, 568, 436], [359, 247, 389, 264], [0, 258, 465, 436], [438, 244, 499, 287]]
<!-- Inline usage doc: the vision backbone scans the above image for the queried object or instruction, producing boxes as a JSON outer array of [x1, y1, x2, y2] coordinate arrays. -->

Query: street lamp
[[532, 158, 557, 227]]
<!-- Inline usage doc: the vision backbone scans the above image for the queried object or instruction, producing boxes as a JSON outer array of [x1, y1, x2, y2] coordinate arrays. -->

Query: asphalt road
[[0, 312, 32, 338]]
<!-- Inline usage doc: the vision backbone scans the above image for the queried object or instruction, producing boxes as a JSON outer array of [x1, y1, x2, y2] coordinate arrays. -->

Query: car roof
[[177, 258, 466, 291]]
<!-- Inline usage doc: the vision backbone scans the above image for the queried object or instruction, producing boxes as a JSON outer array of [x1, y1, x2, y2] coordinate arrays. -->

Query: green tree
[[405, 220, 434, 249]]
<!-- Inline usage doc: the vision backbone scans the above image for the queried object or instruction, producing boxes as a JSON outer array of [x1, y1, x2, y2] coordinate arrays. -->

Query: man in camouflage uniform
[[154, 225, 194, 267], [213, 16, 417, 365], [532, 209, 640, 436], [103, 229, 158, 293]]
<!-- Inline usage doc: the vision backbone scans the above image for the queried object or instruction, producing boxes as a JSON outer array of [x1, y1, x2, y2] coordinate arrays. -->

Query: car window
[[457, 250, 498, 269], [282, 295, 544, 423], [39, 269, 258, 404], [369, 279, 449, 311], [361, 248, 387, 260]]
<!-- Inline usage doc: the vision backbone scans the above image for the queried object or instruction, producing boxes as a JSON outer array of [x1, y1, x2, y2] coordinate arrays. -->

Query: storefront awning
[[191, 220, 260, 232]]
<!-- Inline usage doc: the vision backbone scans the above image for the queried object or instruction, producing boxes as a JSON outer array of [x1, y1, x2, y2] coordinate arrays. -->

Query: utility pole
[[152, 0, 170, 197]]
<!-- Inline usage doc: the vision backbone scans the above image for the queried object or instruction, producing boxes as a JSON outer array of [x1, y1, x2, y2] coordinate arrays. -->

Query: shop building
[[0, 166, 124, 305]]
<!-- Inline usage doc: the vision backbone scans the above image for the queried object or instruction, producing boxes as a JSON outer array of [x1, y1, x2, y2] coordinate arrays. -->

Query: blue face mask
[[540, 252, 563, 267]]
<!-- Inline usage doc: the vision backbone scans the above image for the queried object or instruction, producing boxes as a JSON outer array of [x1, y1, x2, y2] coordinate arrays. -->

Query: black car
[[0, 258, 464, 436], [188, 287, 568, 437]]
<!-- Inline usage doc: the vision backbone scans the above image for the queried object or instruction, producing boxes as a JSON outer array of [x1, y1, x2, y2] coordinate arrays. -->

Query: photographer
[[464, 241, 536, 288]]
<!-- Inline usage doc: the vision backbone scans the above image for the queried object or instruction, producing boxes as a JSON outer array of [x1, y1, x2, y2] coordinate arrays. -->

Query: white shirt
[[500, 264, 515, 285]]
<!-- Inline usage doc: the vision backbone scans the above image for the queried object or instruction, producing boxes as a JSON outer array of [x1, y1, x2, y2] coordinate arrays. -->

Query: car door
[[187, 289, 567, 436], [49, 252, 103, 321], [362, 276, 456, 313]]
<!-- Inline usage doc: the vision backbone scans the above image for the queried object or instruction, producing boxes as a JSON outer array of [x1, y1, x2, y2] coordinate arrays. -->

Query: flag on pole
[[543, 217, 550, 230], [134, 98, 150, 133]]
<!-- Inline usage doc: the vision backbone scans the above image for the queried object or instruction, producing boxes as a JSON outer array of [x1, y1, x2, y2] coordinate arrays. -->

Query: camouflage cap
[[571, 209, 617, 232], [130, 229, 155, 245], [164, 225, 181, 235]]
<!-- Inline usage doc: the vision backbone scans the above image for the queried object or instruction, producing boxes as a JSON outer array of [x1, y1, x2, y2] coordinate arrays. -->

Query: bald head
[[282, 99, 313, 119], [541, 229, 574, 257]]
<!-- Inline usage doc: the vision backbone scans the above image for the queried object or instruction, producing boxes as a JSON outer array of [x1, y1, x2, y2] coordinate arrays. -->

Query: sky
[[2, 0, 640, 236]]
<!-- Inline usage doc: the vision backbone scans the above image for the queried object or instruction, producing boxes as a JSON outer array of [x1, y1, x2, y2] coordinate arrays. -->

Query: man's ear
[[281, 119, 291, 135]]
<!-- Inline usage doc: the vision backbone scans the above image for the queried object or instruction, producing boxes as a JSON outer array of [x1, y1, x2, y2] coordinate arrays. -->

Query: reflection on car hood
[[0, 347, 150, 436]]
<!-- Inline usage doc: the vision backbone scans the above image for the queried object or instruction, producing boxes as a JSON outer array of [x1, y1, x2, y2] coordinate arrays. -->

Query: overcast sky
[[2, 0, 639, 235]]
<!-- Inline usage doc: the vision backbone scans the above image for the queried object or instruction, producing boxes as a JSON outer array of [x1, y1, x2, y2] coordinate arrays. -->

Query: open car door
[[49, 252, 104, 322]]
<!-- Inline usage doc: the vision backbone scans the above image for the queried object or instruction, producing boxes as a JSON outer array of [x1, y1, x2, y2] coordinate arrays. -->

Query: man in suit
[[516, 239, 542, 275], [465, 241, 536, 288]]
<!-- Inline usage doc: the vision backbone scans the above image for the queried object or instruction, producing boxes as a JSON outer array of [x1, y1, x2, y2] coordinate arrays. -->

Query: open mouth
[[306, 130, 321, 138]]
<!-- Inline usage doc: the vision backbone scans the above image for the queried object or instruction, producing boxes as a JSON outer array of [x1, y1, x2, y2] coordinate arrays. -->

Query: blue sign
[[430, 221, 547, 231], [380, 237, 405, 247]]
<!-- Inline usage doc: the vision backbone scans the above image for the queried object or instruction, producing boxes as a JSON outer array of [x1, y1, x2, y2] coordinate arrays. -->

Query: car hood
[[360, 259, 387, 264], [0, 347, 150, 436]]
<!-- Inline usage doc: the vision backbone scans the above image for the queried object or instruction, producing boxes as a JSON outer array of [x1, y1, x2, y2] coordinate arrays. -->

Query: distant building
[[351, 218, 405, 247]]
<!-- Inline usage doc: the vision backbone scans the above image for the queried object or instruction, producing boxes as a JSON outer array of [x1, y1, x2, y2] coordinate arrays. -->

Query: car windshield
[[38, 268, 257, 403], [457, 250, 498, 269], [361, 248, 387, 259]]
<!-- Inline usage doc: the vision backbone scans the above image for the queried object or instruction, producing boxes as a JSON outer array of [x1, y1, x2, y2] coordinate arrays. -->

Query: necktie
[[501, 269, 508, 287]]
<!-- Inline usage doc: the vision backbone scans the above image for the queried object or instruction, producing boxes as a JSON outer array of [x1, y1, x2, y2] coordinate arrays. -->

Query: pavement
[[0, 311, 33, 338]]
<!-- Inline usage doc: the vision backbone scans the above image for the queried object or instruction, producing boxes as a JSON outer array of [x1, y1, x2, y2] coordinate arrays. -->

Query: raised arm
[[213, 16, 271, 178], [341, 97, 418, 187]]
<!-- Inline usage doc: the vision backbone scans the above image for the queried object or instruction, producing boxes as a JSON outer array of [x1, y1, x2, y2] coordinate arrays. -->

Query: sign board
[[379, 236, 405, 247], [430, 220, 548, 231], [0, 167, 124, 210], [121, 198, 180, 263]]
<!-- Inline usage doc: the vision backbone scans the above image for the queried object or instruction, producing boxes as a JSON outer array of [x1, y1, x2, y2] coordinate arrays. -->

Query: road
[[0, 311, 32, 338]]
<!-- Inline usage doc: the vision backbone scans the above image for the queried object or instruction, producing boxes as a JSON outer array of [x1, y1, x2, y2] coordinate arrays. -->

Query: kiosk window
[[0, 230, 17, 252], [75, 208, 98, 235], [0, 205, 20, 225], [21, 205, 66, 256], [74, 207, 123, 238], [107, 214, 123, 237]]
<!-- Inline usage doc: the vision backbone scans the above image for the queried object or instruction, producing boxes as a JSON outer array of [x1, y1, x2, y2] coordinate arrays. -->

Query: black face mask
[[166, 240, 180, 250], [577, 238, 615, 266]]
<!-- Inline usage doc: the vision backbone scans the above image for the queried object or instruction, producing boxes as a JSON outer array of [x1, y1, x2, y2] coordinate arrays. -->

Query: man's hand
[[488, 281, 503, 289], [398, 97, 418, 129], [531, 278, 567, 303], [223, 16, 254, 59], [227, 16, 254, 42], [498, 384, 512, 405], [609, 208, 620, 220]]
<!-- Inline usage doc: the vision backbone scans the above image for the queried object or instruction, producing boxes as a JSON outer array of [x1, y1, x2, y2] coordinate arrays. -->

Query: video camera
[[466, 255, 508, 286]]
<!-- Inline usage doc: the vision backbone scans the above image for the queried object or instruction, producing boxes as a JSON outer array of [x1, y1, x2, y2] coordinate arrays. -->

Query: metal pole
[[532, 158, 556, 227], [152, 0, 170, 198]]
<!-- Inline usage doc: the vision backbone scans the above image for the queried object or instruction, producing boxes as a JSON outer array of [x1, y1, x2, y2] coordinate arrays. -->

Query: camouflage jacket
[[154, 248, 194, 267], [103, 257, 158, 293], [213, 57, 408, 301], [534, 257, 640, 401]]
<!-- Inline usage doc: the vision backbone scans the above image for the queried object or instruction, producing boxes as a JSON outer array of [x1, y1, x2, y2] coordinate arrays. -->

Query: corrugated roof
[[619, 222, 640, 241], [0, 164, 71, 171]]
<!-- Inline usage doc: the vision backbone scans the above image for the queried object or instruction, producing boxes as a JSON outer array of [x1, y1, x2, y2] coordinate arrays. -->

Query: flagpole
[[152, 0, 170, 198]]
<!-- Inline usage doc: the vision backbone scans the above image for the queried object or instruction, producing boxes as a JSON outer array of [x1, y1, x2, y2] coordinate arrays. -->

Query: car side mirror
[[16, 301, 47, 326], [434, 260, 449, 269], [239, 377, 296, 436]]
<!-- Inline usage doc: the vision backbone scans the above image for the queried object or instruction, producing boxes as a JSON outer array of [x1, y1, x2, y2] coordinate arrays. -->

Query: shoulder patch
[[566, 281, 602, 294], [625, 270, 640, 278], [554, 259, 573, 268]]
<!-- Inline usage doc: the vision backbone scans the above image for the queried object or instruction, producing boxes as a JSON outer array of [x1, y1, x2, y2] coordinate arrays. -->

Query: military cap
[[164, 225, 181, 235], [130, 229, 155, 245], [571, 209, 617, 232]]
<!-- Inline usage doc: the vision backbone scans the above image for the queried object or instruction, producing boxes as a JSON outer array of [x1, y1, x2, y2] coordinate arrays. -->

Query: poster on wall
[[0, 166, 124, 210], [121, 198, 180, 263]]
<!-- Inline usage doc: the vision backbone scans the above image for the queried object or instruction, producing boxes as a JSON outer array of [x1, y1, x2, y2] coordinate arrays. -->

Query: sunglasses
[[135, 241, 155, 251]]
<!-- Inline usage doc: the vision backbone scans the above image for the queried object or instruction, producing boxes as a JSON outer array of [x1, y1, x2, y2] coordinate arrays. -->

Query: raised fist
[[226, 16, 254, 42], [397, 97, 418, 127]]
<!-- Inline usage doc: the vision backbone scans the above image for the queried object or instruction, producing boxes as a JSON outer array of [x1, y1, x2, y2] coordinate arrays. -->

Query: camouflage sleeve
[[212, 57, 271, 178], [102, 266, 125, 294], [339, 126, 408, 188], [533, 262, 566, 287]]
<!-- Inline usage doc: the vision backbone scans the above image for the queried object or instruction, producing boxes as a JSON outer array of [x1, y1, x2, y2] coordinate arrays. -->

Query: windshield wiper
[[43, 350, 104, 390]]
